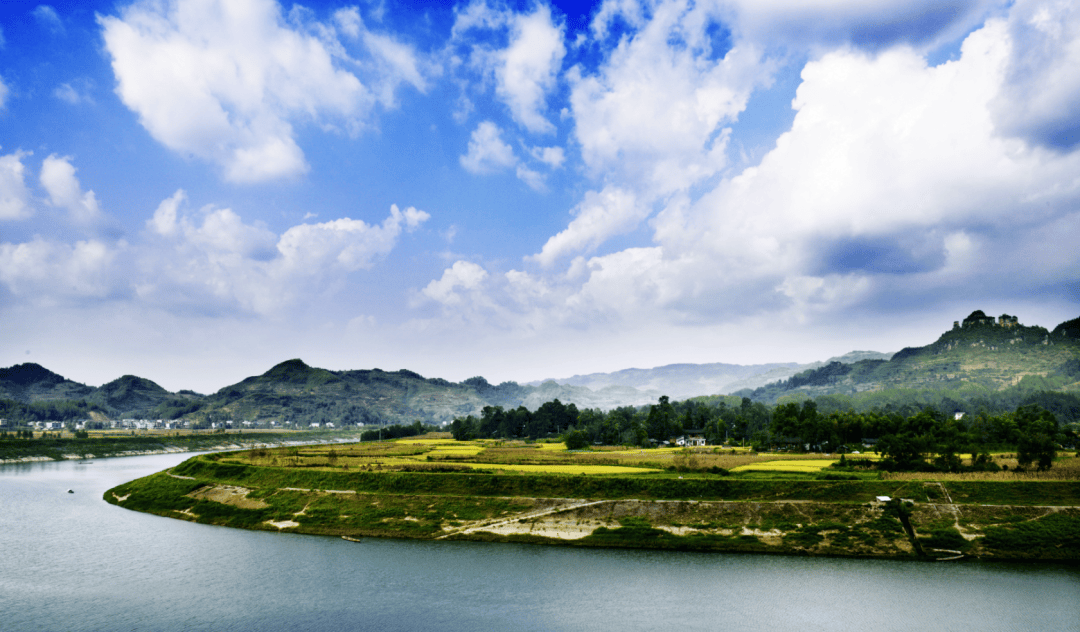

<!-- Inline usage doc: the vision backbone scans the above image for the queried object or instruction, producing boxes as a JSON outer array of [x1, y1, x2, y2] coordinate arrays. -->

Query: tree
[[564, 429, 590, 450], [646, 396, 679, 443], [1014, 405, 1058, 470]]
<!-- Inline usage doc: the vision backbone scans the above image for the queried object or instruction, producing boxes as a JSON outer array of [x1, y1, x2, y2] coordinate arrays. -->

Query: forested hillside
[[738, 312, 1080, 406]]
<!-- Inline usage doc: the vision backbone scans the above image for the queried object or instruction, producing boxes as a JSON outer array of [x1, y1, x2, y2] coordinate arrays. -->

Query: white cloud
[[53, 80, 93, 105], [495, 4, 565, 134], [432, 10, 1080, 340], [148, 189, 185, 237], [140, 193, 429, 314], [571, 0, 768, 197], [0, 75, 8, 109], [579, 16, 1080, 323], [33, 5, 65, 35], [276, 204, 429, 273], [53, 83, 81, 104], [0, 151, 33, 221], [421, 260, 488, 306], [531, 186, 645, 266], [39, 155, 102, 223], [531, 145, 565, 168], [514, 165, 546, 191], [334, 6, 363, 38], [99, 0, 424, 183], [0, 238, 121, 302], [991, 0, 1080, 150], [452, 1, 565, 134], [460, 121, 517, 174]]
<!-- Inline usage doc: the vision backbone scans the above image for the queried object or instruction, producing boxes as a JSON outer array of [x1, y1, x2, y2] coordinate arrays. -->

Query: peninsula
[[105, 436, 1080, 561]]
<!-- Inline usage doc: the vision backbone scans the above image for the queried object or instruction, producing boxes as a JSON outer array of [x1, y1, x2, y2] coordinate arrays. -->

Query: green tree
[[1014, 405, 1058, 470], [564, 429, 590, 450]]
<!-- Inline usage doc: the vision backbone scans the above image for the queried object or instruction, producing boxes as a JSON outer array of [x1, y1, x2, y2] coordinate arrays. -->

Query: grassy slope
[[105, 453, 1080, 560]]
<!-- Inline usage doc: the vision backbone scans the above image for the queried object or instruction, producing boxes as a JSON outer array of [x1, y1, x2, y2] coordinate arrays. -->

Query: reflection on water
[[2, 455, 1077, 632]]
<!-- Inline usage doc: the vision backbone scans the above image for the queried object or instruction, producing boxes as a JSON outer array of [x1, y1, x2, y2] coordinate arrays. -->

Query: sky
[[0, 0, 1078, 393]]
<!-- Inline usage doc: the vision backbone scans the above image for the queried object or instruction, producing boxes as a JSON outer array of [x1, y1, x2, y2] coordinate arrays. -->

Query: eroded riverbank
[[105, 454, 1080, 561]]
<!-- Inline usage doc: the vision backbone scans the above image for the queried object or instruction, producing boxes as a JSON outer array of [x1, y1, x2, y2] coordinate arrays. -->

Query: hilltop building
[[953, 311, 1020, 330]]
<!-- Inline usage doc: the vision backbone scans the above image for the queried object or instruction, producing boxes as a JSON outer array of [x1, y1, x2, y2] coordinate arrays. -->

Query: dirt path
[[436, 499, 612, 540]]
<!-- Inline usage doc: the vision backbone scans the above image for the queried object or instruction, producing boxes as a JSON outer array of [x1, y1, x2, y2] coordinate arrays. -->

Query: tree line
[[450, 395, 1077, 471]]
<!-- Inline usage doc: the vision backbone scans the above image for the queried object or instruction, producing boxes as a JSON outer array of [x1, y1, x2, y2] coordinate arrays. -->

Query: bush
[[564, 430, 590, 451]]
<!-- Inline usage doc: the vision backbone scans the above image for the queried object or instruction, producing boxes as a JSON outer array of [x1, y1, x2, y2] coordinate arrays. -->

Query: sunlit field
[[216, 434, 1080, 480], [731, 459, 838, 473]]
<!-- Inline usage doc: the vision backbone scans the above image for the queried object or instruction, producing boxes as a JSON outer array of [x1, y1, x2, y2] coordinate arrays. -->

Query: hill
[[2, 311, 1077, 425], [740, 311, 1080, 405], [0, 363, 94, 402]]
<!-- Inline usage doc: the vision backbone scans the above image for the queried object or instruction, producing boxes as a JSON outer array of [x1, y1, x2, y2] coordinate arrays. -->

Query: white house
[[677, 428, 707, 447]]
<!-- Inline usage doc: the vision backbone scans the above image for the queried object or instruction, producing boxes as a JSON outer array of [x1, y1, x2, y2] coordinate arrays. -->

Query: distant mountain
[[531, 351, 894, 399], [739, 312, 1080, 403], [3, 311, 1075, 424], [88, 375, 193, 418], [196, 359, 490, 425], [0, 363, 94, 402]]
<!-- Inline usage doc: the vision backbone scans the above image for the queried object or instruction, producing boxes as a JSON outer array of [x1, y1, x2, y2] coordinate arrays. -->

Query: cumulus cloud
[[991, 0, 1080, 150], [140, 191, 430, 313], [530, 145, 565, 168], [453, 1, 565, 134], [495, 4, 565, 133], [421, 260, 489, 306], [431, 8, 1080, 338], [39, 155, 102, 224], [0, 151, 33, 221], [571, 0, 769, 197], [0, 159, 429, 315], [276, 204, 429, 273], [460, 120, 517, 174], [0, 238, 121, 302], [99, 0, 424, 182]]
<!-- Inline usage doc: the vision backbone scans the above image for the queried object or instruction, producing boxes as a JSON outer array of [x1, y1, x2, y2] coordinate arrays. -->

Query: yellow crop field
[[731, 459, 837, 472], [459, 462, 659, 474], [429, 445, 484, 456], [536, 442, 568, 451]]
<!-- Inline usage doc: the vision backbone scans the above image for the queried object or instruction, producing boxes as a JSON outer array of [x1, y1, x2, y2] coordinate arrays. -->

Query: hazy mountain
[[531, 351, 894, 399]]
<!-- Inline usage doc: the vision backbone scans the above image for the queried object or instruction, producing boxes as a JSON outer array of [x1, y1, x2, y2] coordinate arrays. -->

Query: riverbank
[[0, 431, 359, 464], [105, 452, 1080, 561]]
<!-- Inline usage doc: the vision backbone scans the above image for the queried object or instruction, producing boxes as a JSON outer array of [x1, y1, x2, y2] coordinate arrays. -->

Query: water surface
[[1, 455, 1076, 631]]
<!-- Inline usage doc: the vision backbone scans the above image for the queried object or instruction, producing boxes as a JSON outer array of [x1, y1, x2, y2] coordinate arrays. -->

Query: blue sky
[[1, 0, 1078, 393]]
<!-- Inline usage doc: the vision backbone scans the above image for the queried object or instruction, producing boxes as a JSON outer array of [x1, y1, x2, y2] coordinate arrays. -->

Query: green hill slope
[[742, 312, 1080, 404]]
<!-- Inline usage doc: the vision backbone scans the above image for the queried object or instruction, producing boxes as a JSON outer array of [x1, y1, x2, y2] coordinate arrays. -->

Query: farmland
[[105, 435, 1080, 561]]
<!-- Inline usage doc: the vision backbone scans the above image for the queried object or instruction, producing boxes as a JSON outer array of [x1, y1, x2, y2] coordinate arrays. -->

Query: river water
[[1, 453, 1077, 632]]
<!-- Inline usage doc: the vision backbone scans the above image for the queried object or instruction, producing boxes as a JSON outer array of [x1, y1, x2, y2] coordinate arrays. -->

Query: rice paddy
[[731, 459, 837, 473], [221, 434, 1080, 481]]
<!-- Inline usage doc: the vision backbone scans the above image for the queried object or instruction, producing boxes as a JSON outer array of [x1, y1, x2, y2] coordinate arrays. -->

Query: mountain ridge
[[2, 311, 1077, 425]]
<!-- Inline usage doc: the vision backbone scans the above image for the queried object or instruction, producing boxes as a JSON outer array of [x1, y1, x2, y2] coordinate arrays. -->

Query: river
[[1, 453, 1077, 631]]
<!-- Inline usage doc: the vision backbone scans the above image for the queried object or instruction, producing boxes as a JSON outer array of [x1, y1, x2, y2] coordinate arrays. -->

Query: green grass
[[981, 512, 1080, 558]]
